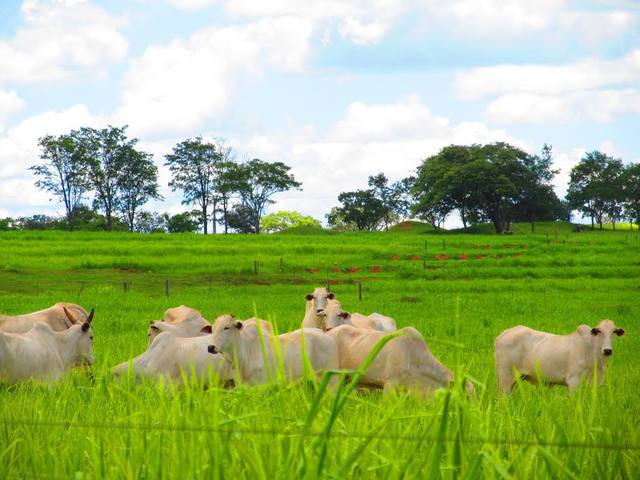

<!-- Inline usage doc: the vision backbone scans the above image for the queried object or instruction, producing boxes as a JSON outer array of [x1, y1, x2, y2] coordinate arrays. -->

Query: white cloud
[[456, 50, 640, 100], [0, 0, 128, 85], [116, 17, 313, 137], [0, 90, 26, 128], [457, 50, 640, 123], [338, 17, 389, 45]]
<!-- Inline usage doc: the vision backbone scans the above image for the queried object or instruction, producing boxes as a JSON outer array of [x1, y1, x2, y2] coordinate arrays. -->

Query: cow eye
[[224, 326, 230, 330], [90, 336, 93, 340]]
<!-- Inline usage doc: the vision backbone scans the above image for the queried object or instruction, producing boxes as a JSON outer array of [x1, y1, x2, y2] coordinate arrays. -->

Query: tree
[[260, 211, 321, 233], [412, 142, 560, 233], [566, 151, 625, 229], [30, 134, 90, 230], [164, 137, 223, 234], [233, 159, 302, 233], [135, 211, 168, 233], [225, 204, 258, 233], [167, 212, 200, 233], [367, 173, 411, 230], [332, 190, 386, 231], [623, 163, 640, 229], [117, 147, 162, 232], [0, 218, 14, 231], [325, 207, 357, 232], [75, 126, 136, 231]]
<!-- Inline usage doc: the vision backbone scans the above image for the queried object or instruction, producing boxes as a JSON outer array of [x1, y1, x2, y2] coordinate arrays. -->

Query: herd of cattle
[[0, 287, 626, 396]]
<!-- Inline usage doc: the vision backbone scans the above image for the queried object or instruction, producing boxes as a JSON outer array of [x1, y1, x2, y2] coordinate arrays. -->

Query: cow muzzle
[[207, 345, 218, 354], [603, 348, 613, 356]]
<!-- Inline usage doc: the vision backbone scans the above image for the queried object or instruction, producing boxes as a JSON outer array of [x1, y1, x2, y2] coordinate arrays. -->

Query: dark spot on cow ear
[[235, 321, 243, 330], [149, 320, 154, 325], [305, 294, 314, 301], [615, 328, 625, 337], [339, 312, 350, 319], [81, 322, 90, 332], [327, 293, 335, 300], [200, 325, 212, 334], [591, 327, 601, 336], [150, 325, 160, 331]]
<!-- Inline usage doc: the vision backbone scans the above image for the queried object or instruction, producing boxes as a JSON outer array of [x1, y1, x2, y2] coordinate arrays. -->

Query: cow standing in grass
[[327, 325, 467, 396], [494, 319, 625, 394], [0, 311, 95, 383], [0, 303, 90, 333], [207, 315, 338, 385]]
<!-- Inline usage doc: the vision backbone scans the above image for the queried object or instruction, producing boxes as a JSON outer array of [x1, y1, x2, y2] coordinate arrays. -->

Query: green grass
[[0, 222, 639, 478]]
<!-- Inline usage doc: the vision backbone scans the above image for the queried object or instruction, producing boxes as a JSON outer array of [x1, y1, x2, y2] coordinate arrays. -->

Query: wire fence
[[3, 418, 639, 452]]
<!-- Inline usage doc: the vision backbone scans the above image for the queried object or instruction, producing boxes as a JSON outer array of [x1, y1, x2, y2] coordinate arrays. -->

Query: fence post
[[279, 257, 284, 272], [424, 240, 428, 253], [254, 260, 259, 275], [442, 238, 446, 250], [423, 258, 427, 270], [358, 283, 362, 301], [326, 281, 330, 292], [165, 279, 171, 296], [123, 281, 128, 293]]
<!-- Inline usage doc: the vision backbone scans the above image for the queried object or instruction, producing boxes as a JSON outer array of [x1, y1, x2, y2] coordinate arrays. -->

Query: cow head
[[306, 287, 331, 314], [323, 300, 350, 331], [208, 315, 242, 356], [73, 309, 95, 366], [589, 319, 625, 357]]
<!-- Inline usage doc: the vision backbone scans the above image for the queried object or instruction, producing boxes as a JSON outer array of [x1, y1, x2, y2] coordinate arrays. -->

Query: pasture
[[0, 224, 639, 479]]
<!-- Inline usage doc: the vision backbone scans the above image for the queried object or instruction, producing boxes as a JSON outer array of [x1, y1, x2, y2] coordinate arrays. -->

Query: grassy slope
[[0, 223, 639, 478]]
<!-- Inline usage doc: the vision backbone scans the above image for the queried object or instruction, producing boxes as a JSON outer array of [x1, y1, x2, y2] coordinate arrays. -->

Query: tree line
[[24, 126, 300, 234], [328, 143, 640, 233], [3, 130, 638, 234]]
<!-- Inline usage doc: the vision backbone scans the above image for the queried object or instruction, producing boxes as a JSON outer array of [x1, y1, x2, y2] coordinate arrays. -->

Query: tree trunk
[[212, 199, 217, 234], [591, 216, 594, 230], [202, 208, 208, 234]]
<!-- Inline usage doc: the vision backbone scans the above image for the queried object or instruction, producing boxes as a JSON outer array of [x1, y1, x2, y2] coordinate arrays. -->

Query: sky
[[0, 0, 639, 226]]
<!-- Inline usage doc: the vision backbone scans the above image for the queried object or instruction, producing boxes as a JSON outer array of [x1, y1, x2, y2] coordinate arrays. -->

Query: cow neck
[[55, 327, 81, 366], [302, 301, 315, 326], [584, 335, 608, 380], [237, 327, 271, 379]]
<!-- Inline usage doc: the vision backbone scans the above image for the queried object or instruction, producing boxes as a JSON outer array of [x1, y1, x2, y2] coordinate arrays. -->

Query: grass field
[[1, 223, 639, 479]]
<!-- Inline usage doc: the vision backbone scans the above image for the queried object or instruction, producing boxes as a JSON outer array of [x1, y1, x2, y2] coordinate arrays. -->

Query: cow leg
[[566, 374, 583, 394]]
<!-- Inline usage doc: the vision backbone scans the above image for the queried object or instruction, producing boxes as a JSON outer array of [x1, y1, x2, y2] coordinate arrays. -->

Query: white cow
[[0, 303, 90, 333], [320, 298, 397, 332], [147, 305, 211, 344], [327, 325, 467, 396], [302, 288, 331, 328], [0, 313, 95, 383], [112, 331, 232, 386], [207, 315, 338, 385], [494, 319, 625, 394]]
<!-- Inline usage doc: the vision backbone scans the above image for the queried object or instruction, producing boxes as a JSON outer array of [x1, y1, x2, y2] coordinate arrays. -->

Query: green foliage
[[166, 211, 200, 233], [0, 228, 638, 478], [623, 163, 640, 227], [567, 151, 625, 229], [233, 159, 302, 233], [331, 190, 387, 231], [260, 210, 321, 233], [412, 143, 563, 233]]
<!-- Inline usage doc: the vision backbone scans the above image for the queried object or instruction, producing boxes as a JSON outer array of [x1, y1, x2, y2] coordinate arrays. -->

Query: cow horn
[[86, 308, 95, 324], [63, 307, 76, 325]]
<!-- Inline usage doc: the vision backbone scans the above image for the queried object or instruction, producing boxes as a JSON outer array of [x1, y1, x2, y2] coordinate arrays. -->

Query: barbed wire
[[3, 418, 638, 452]]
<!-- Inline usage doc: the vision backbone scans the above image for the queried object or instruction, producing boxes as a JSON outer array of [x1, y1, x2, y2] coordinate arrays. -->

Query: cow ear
[[327, 293, 335, 300], [81, 322, 90, 332], [339, 312, 350, 319], [305, 294, 314, 301], [591, 327, 601, 336], [200, 325, 212, 334], [86, 308, 94, 324], [615, 328, 625, 337], [235, 321, 243, 330], [150, 323, 161, 332]]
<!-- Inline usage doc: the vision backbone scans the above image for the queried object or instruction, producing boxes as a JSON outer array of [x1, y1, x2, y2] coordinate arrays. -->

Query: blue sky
[[0, 0, 639, 225]]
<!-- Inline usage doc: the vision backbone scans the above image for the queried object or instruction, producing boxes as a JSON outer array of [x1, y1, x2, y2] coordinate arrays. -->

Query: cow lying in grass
[[327, 324, 470, 396], [494, 319, 625, 394], [207, 315, 338, 386], [147, 305, 212, 344], [320, 296, 397, 332], [0, 303, 91, 333], [116, 317, 271, 385], [0, 311, 95, 383]]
